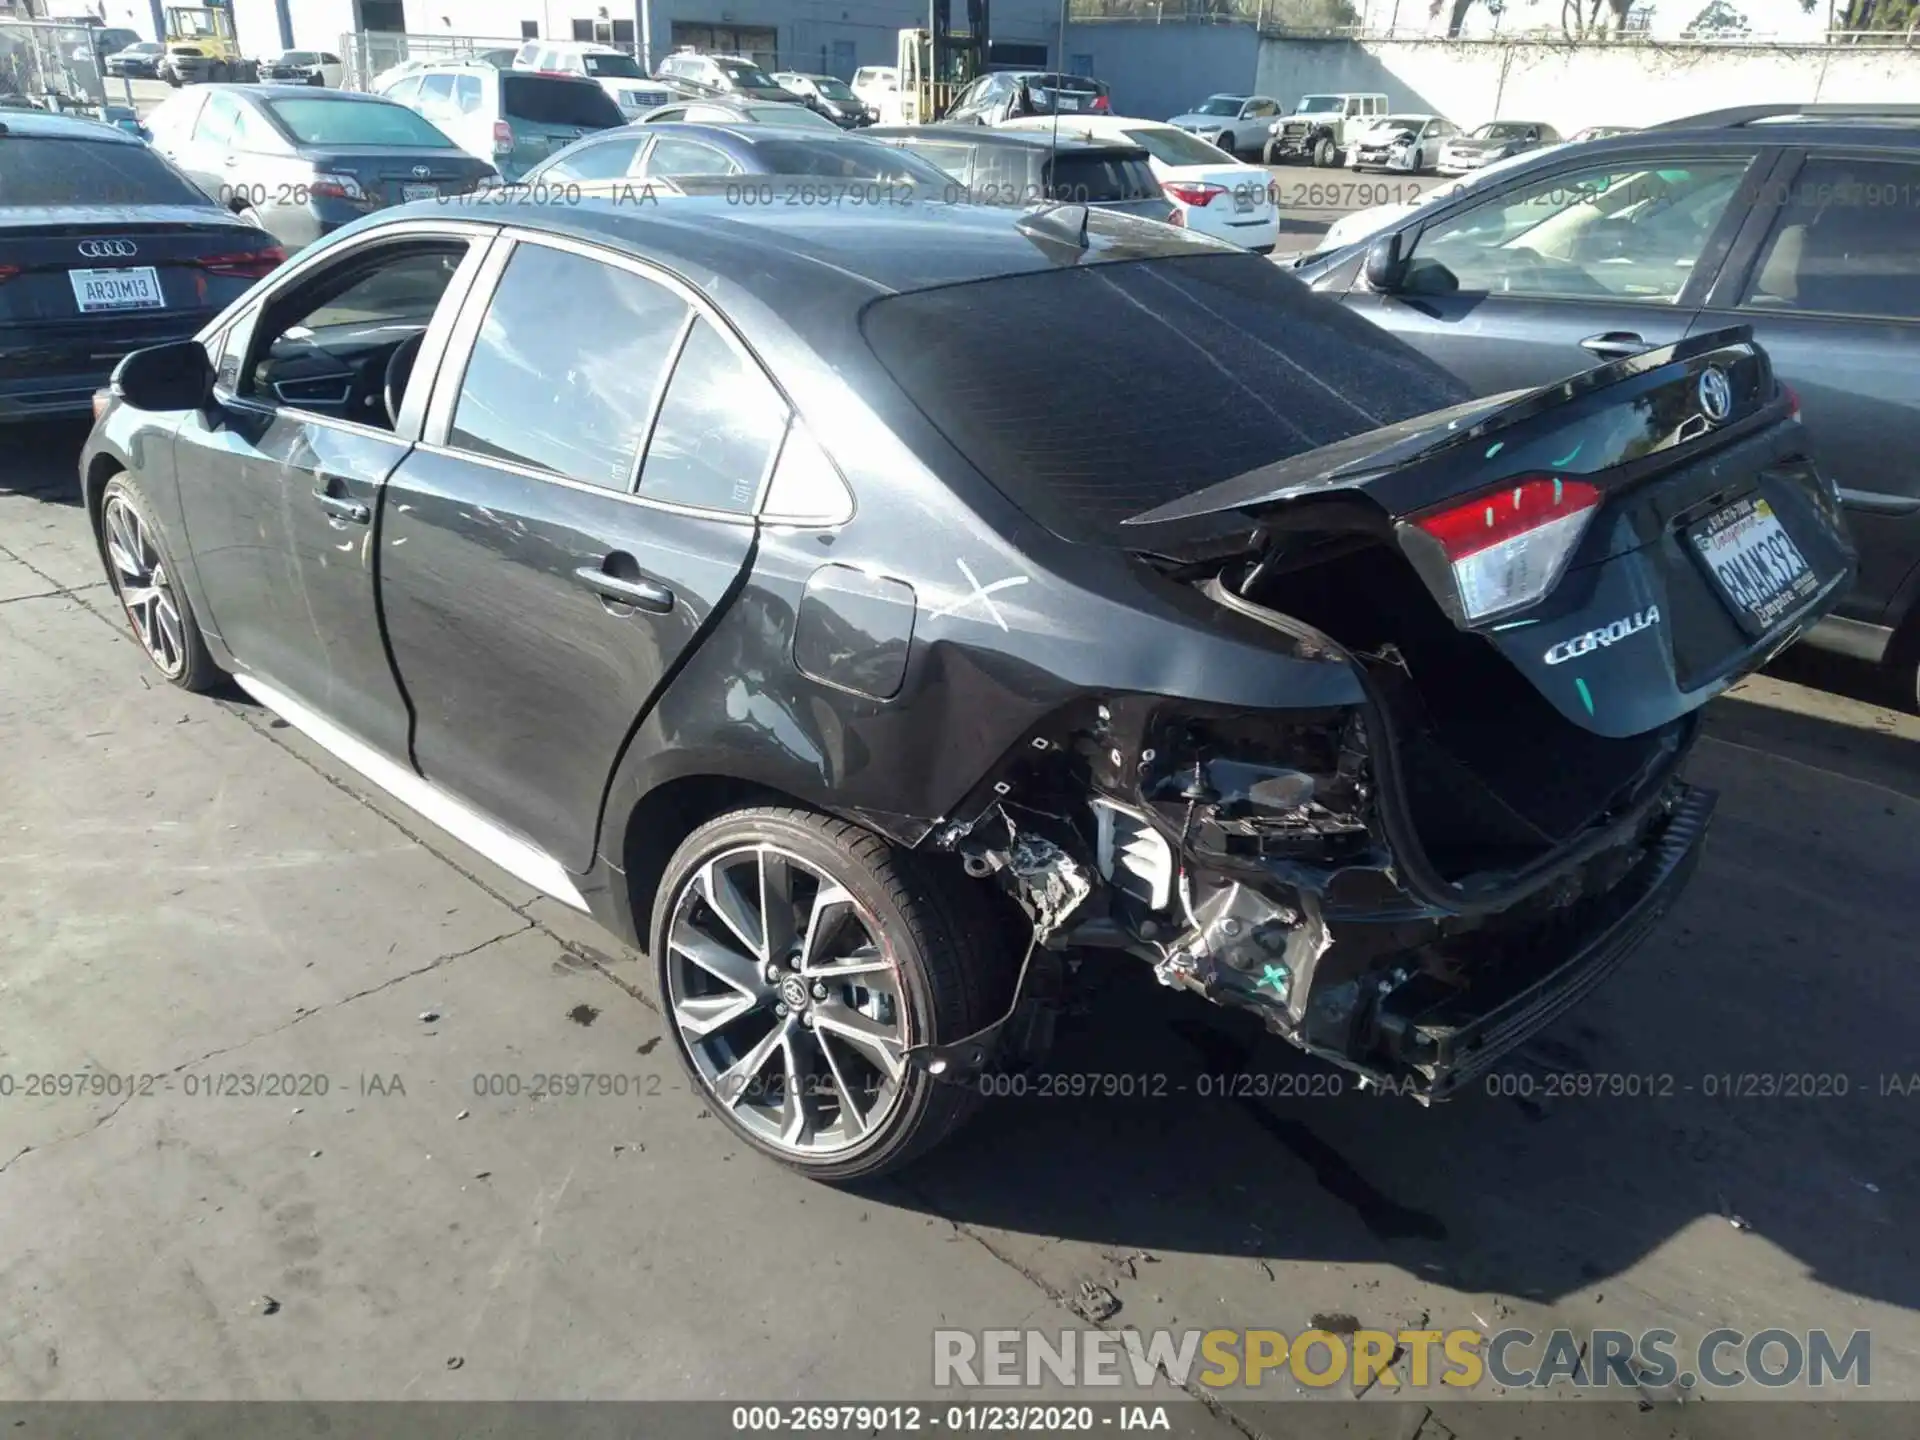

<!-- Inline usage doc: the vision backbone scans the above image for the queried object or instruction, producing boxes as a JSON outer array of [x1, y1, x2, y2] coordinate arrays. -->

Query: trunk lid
[[304, 146, 492, 204], [1129, 329, 1854, 739], [0, 213, 270, 332]]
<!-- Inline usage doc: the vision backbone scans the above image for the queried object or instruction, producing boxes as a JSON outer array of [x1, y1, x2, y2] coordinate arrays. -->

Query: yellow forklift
[[895, 0, 987, 125], [161, 3, 251, 86]]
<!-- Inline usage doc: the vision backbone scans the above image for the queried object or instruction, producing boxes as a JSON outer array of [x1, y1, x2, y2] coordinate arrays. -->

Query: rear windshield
[[583, 53, 643, 77], [746, 138, 954, 184], [501, 73, 624, 127], [280, 51, 319, 64], [861, 255, 1469, 546], [0, 136, 205, 207], [1122, 126, 1226, 166], [266, 97, 455, 147], [1047, 153, 1160, 203]]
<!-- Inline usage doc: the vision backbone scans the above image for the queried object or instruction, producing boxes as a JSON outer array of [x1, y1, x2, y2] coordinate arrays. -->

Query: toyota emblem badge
[[77, 239, 138, 260], [412, 165, 433, 179], [1697, 365, 1733, 424]]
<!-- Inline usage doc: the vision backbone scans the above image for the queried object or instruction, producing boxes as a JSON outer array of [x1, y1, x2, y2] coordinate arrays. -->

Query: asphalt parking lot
[[2, 414, 1917, 1430]]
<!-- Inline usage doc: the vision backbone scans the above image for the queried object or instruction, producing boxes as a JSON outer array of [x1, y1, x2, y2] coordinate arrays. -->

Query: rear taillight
[[493, 120, 514, 155], [1782, 383, 1801, 421], [1162, 180, 1225, 208], [195, 246, 287, 279], [0, 264, 19, 285], [1411, 475, 1601, 623], [1090, 94, 1110, 112]]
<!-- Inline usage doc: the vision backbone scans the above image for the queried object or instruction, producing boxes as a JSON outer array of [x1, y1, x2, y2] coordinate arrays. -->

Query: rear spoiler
[[1122, 326, 1763, 530]]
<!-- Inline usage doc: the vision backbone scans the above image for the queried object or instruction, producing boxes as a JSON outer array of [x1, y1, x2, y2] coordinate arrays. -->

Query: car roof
[[865, 123, 1142, 155], [0, 110, 142, 142], [365, 189, 1221, 301], [219, 84, 397, 102]]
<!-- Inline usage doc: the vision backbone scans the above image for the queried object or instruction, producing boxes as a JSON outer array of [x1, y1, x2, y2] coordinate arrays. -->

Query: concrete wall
[[1057, 25, 1920, 131], [393, 0, 1065, 77], [1057, 19, 1261, 120], [1252, 36, 1920, 136]]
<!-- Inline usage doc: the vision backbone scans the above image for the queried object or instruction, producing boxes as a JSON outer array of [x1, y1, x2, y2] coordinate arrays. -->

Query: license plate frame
[[1687, 493, 1817, 636], [401, 182, 438, 201], [69, 265, 165, 314]]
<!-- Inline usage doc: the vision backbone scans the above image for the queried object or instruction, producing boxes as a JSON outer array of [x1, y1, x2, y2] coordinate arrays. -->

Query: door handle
[[1579, 331, 1649, 360], [311, 486, 370, 525], [573, 563, 673, 614]]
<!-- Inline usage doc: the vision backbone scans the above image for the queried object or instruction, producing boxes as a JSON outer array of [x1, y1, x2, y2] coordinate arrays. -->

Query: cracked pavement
[[3, 422, 1918, 1432]]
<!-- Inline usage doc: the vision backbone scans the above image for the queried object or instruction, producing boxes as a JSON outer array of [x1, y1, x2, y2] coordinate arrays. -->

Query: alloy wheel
[[102, 493, 186, 678], [665, 843, 910, 1158]]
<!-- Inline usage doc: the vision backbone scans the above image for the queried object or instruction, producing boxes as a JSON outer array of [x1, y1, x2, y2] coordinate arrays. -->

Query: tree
[[1834, 0, 1919, 36], [1683, 0, 1750, 32]]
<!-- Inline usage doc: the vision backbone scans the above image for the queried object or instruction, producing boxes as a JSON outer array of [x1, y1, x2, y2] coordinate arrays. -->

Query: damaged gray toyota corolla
[[85, 202, 1852, 1182]]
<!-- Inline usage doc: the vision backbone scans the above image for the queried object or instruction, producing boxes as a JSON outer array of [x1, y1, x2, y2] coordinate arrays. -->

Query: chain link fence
[[338, 31, 531, 93], [0, 20, 109, 115]]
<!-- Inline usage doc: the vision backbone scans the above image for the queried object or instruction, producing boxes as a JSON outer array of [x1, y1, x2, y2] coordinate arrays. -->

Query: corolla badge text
[[1543, 605, 1661, 666]]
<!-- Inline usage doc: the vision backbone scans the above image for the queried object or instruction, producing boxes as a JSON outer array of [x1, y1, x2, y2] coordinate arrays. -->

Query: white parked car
[[852, 64, 899, 120], [512, 39, 674, 120], [1346, 114, 1458, 173], [1312, 142, 1566, 253], [1163, 93, 1284, 158], [257, 49, 344, 87], [1001, 114, 1279, 252]]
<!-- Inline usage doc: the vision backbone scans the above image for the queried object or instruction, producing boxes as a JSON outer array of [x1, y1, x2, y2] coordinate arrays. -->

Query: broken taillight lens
[[1412, 475, 1600, 622]]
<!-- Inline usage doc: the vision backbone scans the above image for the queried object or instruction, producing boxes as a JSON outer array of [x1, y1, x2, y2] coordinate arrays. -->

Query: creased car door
[[1342, 152, 1762, 396], [378, 234, 778, 871], [173, 228, 496, 762]]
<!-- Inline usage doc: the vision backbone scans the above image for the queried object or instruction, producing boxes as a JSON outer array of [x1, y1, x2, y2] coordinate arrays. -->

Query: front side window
[[1741, 156, 1920, 321], [449, 243, 690, 489], [245, 243, 469, 427], [541, 134, 644, 182], [641, 136, 735, 178], [637, 318, 789, 512], [419, 74, 456, 110], [386, 75, 423, 105], [1406, 158, 1755, 302]]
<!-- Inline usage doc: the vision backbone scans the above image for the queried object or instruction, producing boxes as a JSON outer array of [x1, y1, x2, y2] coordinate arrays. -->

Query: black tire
[[1217, 130, 1235, 155], [164, 71, 181, 88], [650, 806, 1018, 1182], [1262, 138, 1279, 166], [97, 474, 221, 693], [1312, 134, 1336, 168], [209, 62, 228, 83]]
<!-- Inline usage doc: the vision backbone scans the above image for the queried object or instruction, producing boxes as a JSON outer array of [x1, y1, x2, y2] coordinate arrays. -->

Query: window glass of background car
[[1408, 159, 1753, 302], [454, 75, 483, 115], [0, 137, 204, 206], [1741, 157, 1920, 321], [545, 134, 643, 182], [143, 92, 202, 147], [193, 91, 241, 146], [449, 244, 689, 488], [418, 74, 456, 113], [1049, 154, 1157, 203], [970, 147, 1038, 201], [900, 139, 973, 184], [245, 245, 468, 423], [502, 73, 623, 127], [386, 74, 423, 105], [641, 137, 734, 178], [637, 318, 788, 512]]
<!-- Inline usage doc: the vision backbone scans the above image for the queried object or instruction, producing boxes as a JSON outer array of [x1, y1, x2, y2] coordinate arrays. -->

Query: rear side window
[[1742, 156, 1920, 321], [0, 137, 204, 206], [860, 255, 1468, 546], [747, 138, 952, 183], [454, 76, 483, 114], [419, 74, 455, 107], [642, 136, 733, 177], [450, 243, 690, 490], [638, 318, 789, 512], [543, 135, 644, 182], [502, 73, 624, 127], [1048, 153, 1160, 203]]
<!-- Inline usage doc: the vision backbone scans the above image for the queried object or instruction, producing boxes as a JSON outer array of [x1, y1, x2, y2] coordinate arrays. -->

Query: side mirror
[[1363, 232, 1406, 292], [112, 339, 213, 413]]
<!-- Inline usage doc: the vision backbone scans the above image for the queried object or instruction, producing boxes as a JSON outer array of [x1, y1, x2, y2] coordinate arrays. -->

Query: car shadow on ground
[[885, 683, 1918, 1317], [4, 420, 92, 506]]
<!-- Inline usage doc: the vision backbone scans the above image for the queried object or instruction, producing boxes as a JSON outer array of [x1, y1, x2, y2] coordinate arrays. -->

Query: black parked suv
[[1292, 103, 1920, 706], [82, 195, 1847, 1178], [866, 125, 1173, 222]]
